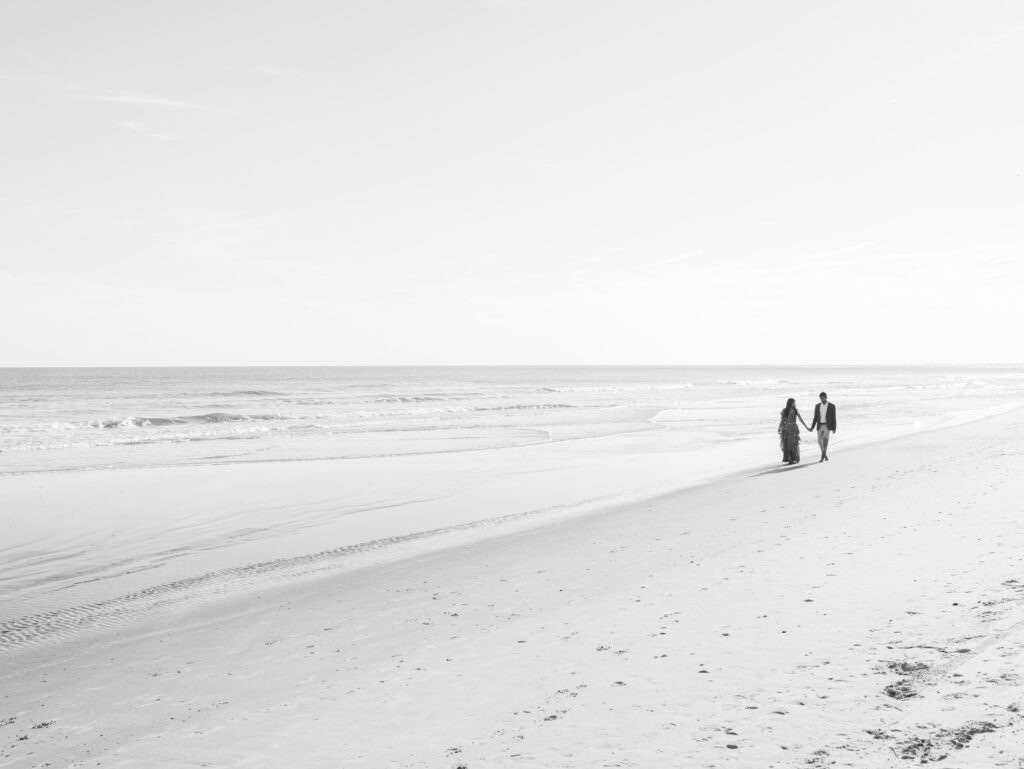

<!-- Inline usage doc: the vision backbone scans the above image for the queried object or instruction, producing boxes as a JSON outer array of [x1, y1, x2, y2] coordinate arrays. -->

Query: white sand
[[3, 410, 1024, 767]]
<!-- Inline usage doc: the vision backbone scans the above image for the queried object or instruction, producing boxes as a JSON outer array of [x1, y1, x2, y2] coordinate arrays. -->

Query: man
[[810, 391, 837, 462]]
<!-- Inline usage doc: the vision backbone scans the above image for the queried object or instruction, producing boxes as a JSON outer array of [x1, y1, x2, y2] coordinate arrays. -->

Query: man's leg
[[818, 428, 831, 460]]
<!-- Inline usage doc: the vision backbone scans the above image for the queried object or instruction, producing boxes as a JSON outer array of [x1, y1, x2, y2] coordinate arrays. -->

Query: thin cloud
[[805, 241, 878, 263], [644, 248, 705, 269], [231, 64, 298, 76], [945, 24, 1024, 64], [82, 90, 201, 110], [803, 244, 1020, 275], [2, 71, 204, 111], [880, 24, 1024, 105], [603, 248, 705, 280], [116, 120, 177, 142], [0, 71, 77, 88]]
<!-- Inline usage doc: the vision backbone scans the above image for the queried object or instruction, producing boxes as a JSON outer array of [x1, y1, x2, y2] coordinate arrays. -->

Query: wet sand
[[3, 409, 1024, 767]]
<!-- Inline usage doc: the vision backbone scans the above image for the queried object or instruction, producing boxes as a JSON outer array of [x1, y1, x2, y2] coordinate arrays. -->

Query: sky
[[1, 1, 1022, 366]]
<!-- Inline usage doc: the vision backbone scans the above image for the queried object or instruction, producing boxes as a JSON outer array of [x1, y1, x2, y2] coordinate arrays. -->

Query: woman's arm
[[798, 411, 811, 430]]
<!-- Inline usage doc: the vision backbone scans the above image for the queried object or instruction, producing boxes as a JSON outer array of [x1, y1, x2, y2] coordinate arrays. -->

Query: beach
[[2, 366, 1019, 626], [3, 403, 1024, 767], [6, 0, 1024, 763]]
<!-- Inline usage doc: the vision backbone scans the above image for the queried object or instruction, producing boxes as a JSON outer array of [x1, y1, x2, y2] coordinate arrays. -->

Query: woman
[[778, 397, 810, 464]]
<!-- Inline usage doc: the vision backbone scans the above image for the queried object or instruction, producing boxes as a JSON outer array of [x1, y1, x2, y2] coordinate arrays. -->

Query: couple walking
[[778, 392, 837, 465]]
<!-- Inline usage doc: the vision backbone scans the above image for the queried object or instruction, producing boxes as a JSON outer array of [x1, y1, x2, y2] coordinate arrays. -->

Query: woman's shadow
[[753, 463, 816, 476]]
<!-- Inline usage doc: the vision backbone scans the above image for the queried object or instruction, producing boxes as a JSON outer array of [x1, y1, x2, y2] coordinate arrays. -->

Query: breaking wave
[[90, 413, 296, 429], [203, 390, 286, 397], [474, 403, 579, 411], [373, 396, 450, 404], [540, 383, 694, 393]]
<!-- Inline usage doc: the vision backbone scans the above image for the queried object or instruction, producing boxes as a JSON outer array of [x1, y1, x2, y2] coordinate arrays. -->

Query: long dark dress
[[779, 410, 801, 463]]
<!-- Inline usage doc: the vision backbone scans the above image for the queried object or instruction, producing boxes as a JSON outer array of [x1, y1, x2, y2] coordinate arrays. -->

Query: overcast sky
[[2, 1, 1022, 366]]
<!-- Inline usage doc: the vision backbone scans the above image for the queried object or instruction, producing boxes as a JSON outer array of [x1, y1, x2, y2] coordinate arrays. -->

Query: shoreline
[[3, 399, 1017, 480], [4, 398, 1024, 765], [1, 402, 1020, 646]]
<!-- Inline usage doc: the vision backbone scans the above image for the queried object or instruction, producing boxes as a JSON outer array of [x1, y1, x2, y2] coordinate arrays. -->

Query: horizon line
[[2, 362, 1022, 370]]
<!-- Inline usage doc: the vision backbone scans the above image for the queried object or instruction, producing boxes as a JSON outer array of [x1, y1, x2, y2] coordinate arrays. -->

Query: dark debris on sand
[[886, 660, 929, 675], [894, 721, 997, 763], [883, 679, 919, 700]]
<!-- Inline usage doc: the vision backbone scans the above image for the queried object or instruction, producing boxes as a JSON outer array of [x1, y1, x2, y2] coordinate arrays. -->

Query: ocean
[[4, 365, 1022, 476], [2, 366, 1022, 643]]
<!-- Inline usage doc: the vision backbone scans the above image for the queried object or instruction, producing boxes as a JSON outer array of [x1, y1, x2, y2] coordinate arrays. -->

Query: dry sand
[[3, 409, 1024, 767]]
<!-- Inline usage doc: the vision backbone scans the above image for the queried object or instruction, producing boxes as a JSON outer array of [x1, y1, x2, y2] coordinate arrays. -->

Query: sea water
[[2, 366, 1022, 642], [4, 365, 1022, 475]]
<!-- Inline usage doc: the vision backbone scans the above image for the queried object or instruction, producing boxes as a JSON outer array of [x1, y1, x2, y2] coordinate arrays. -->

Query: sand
[[3, 409, 1024, 767]]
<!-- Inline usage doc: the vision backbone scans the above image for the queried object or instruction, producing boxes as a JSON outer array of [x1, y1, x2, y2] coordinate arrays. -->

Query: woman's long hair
[[780, 397, 796, 417]]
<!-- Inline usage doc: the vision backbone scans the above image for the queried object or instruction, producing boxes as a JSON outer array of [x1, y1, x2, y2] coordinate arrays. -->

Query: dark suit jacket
[[811, 402, 837, 432]]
